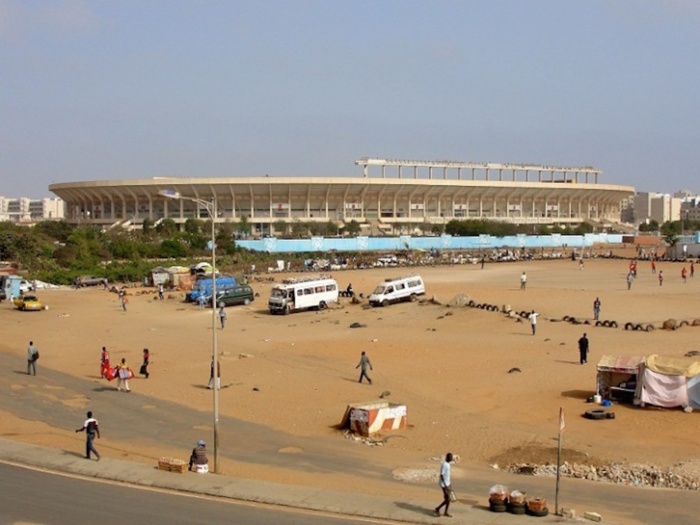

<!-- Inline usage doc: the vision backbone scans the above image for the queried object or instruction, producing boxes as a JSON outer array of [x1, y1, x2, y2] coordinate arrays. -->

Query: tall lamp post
[[159, 189, 220, 473]]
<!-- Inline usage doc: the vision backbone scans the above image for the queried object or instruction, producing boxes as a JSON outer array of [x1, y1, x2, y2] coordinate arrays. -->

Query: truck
[[187, 276, 238, 303], [368, 275, 425, 307], [268, 276, 339, 315]]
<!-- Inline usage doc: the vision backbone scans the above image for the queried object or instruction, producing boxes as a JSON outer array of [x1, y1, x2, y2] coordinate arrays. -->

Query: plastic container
[[602, 399, 612, 407], [593, 394, 602, 404]]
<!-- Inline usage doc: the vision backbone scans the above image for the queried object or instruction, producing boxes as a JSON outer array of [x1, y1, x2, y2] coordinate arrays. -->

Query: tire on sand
[[526, 507, 549, 517], [584, 409, 608, 420]]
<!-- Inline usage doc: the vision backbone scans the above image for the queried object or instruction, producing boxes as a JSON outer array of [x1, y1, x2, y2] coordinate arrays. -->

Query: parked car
[[19, 279, 34, 293], [13, 295, 44, 311], [211, 285, 254, 307]]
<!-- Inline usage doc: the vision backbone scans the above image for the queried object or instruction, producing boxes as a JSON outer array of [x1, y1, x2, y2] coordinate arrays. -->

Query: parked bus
[[268, 276, 338, 315], [368, 275, 425, 307]]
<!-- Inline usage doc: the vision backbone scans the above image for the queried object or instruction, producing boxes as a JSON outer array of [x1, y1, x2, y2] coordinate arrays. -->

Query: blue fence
[[237, 233, 625, 253]]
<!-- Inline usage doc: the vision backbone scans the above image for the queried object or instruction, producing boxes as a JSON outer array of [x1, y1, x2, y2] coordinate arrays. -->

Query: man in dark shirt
[[578, 333, 590, 365], [356, 351, 373, 384], [75, 410, 101, 461]]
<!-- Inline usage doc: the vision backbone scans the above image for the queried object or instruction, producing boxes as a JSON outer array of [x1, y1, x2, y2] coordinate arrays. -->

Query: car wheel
[[410, 294, 417, 302], [243, 298, 251, 306], [319, 301, 327, 310], [284, 305, 290, 315], [382, 300, 389, 307], [526, 507, 549, 517], [489, 503, 507, 513]]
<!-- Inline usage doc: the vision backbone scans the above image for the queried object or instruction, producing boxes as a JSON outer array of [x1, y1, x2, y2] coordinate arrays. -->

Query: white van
[[268, 276, 339, 315], [368, 275, 425, 307]]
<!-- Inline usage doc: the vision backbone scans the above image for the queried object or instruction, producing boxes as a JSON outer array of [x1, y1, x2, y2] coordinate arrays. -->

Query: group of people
[[100, 346, 150, 392], [628, 259, 695, 289]]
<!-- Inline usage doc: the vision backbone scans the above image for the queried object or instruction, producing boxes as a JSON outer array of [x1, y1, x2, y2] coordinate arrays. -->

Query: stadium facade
[[49, 158, 634, 234]]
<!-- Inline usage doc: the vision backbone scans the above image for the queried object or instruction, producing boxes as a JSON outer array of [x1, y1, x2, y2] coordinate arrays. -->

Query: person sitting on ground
[[188, 439, 209, 472]]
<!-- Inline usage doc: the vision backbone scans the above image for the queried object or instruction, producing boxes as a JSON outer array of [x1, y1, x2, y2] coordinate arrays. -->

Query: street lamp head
[[159, 189, 181, 200]]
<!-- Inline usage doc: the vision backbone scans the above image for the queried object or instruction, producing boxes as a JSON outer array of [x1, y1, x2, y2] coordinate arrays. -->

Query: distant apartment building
[[681, 197, 700, 222], [0, 196, 65, 222], [629, 191, 685, 225]]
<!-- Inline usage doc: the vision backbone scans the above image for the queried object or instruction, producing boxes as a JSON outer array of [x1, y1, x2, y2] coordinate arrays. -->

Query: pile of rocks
[[505, 461, 699, 490]]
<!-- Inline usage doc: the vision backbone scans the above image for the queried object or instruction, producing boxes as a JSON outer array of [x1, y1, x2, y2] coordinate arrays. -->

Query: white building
[[49, 158, 634, 233], [0, 196, 65, 222]]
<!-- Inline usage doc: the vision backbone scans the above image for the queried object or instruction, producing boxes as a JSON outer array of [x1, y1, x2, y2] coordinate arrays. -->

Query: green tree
[[159, 239, 188, 258], [237, 215, 251, 235], [344, 220, 361, 236], [33, 220, 74, 243], [273, 220, 288, 237], [156, 218, 178, 236], [142, 218, 153, 235], [639, 219, 659, 232], [184, 218, 203, 235]]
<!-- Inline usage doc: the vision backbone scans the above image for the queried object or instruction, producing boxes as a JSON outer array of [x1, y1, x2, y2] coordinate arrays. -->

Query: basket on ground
[[528, 497, 547, 512]]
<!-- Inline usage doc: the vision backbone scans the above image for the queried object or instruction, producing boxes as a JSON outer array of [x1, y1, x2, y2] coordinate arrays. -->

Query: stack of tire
[[507, 490, 527, 515], [488, 484, 509, 512], [526, 497, 549, 517]]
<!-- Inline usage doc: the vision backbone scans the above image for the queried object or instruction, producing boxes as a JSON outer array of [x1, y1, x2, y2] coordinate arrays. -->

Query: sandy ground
[[2, 248, 700, 498]]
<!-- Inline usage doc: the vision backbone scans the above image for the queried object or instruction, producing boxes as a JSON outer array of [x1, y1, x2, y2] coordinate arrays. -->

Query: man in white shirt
[[520, 272, 527, 290], [434, 452, 454, 517], [529, 310, 539, 335], [27, 341, 39, 376]]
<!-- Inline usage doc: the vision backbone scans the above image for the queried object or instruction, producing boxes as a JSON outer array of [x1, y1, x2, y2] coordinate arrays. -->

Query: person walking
[[528, 310, 539, 335], [117, 358, 131, 392], [651, 260, 656, 274], [218, 304, 227, 330], [121, 295, 128, 312], [434, 452, 455, 517], [140, 348, 150, 379], [578, 333, 589, 364], [100, 346, 110, 378], [682, 267, 687, 283], [626, 271, 634, 290], [356, 351, 373, 384], [691, 261, 695, 278], [658, 270, 664, 287], [593, 297, 601, 321], [520, 271, 527, 290], [27, 341, 39, 376], [75, 410, 101, 461], [208, 357, 221, 390]]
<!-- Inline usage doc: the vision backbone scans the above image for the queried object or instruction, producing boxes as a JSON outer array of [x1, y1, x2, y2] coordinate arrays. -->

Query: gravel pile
[[505, 461, 700, 490]]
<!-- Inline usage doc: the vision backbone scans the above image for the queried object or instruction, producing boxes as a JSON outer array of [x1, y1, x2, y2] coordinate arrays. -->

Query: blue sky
[[2, 0, 699, 197]]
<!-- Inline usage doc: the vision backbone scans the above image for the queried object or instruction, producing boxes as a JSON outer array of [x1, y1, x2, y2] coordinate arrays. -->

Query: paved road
[[0, 462, 378, 525], [2, 350, 699, 525]]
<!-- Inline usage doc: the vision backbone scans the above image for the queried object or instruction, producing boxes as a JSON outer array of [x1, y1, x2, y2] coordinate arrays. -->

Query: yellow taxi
[[13, 295, 44, 311]]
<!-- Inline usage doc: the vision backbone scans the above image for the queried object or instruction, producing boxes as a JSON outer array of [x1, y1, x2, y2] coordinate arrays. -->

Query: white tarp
[[640, 368, 689, 408]]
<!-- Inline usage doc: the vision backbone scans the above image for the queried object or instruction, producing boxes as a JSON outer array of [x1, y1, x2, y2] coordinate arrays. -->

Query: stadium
[[49, 158, 634, 235]]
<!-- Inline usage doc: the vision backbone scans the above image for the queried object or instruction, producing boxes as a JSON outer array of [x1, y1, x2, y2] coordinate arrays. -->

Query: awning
[[596, 355, 644, 374]]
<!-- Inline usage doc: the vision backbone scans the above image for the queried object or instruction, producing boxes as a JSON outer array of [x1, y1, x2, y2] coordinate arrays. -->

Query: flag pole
[[555, 406, 565, 515]]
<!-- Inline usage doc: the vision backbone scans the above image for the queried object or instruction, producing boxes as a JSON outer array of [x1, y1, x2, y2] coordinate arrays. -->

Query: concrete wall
[[237, 233, 625, 253]]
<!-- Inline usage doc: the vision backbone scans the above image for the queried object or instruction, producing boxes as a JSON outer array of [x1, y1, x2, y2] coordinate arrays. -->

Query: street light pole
[[159, 190, 220, 473]]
